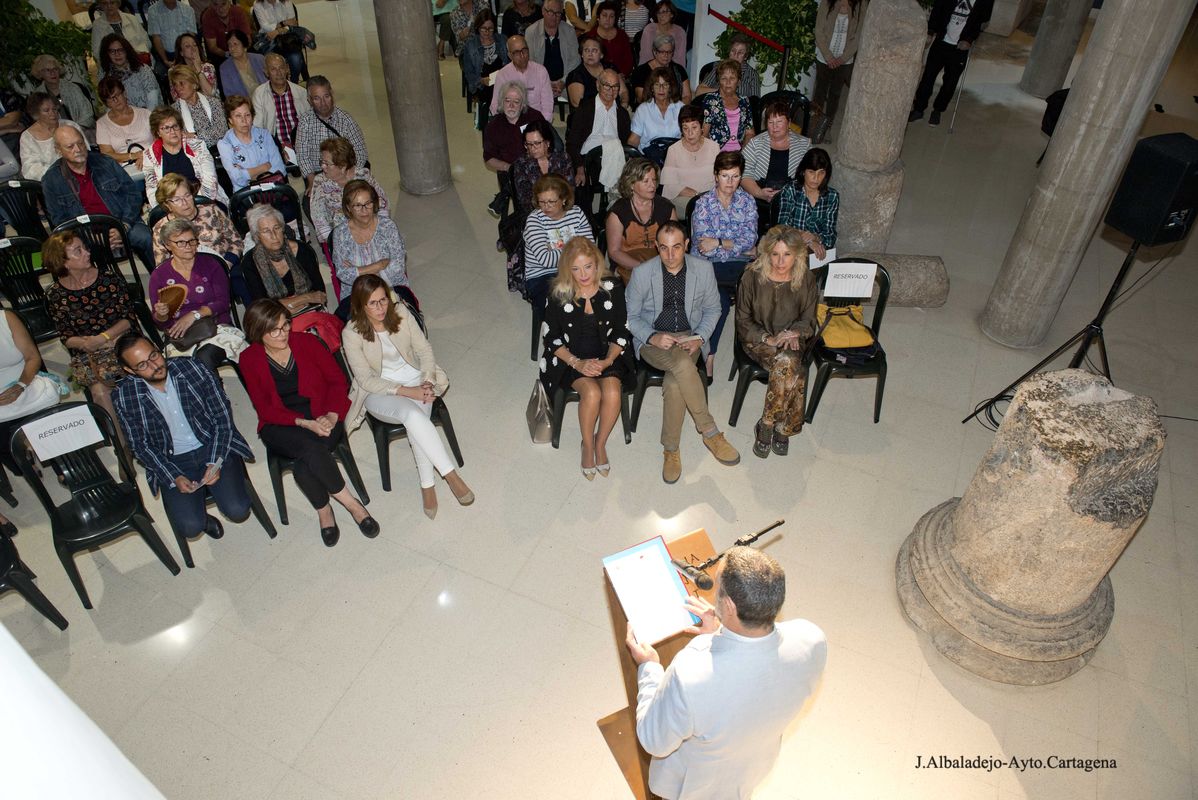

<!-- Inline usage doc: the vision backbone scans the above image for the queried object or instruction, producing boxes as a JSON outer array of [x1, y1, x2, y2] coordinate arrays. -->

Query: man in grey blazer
[[526, 0, 580, 99], [626, 221, 740, 483]]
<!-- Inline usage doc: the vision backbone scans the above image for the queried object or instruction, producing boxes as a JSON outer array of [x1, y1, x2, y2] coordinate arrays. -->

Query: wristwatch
[[192, 311, 203, 321]]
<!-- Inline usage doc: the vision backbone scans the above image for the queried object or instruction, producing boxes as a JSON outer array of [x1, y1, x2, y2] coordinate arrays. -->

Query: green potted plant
[[0, 0, 91, 93], [712, 0, 819, 90]]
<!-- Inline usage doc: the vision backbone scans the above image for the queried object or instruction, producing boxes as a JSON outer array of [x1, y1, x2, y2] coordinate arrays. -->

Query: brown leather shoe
[[662, 450, 682, 484], [703, 432, 741, 466]]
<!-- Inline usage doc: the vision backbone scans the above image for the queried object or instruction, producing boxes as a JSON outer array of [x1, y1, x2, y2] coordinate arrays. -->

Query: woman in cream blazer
[[341, 275, 473, 519]]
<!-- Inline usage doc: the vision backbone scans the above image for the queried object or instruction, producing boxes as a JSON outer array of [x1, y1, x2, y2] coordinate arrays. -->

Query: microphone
[[672, 559, 714, 590]]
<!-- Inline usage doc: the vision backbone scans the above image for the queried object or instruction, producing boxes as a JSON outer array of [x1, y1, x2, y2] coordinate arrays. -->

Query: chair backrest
[[0, 180, 51, 241], [52, 214, 145, 293], [9, 401, 136, 528], [229, 183, 307, 241], [810, 258, 891, 338], [146, 203, 169, 230], [0, 236, 57, 343]]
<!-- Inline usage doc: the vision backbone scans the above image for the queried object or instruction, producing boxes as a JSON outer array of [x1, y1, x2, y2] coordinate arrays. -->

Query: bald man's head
[[54, 125, 89, 171], [509, 36, 530, 69]]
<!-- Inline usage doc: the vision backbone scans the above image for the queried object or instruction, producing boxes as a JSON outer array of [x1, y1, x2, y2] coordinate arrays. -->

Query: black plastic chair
[[629, 356, 710, 433], [10, 402, 181, 609], [0, 520, 68, 630], [0, 180, 51, 241], [368, 397, 465, 491], [165, 471, 279, 569], [725, 333, 773, 427], [549, 384, 633, 449], [804, 259, 890, 424], [0, 236, 57, 344], [229, 183, 307, 242], [266, 439, 370, 526], [755, 89, 811, 135]]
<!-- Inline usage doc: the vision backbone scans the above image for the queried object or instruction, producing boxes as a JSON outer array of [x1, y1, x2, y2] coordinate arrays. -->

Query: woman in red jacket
[[240, 298, 379, 547]]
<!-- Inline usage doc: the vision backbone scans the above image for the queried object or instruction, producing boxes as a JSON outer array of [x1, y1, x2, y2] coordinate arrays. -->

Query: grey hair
[[652, 34, 675, 53], [158, 217, 198, 247], [246, 203, 286, 241], [306, 75, 332, 93], [498, 81, 528, 112]]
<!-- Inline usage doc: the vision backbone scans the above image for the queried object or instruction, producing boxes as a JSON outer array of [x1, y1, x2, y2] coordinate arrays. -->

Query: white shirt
[[253, 0, 297, 31], [632, 100, 682, 150], [943, 0, 974, 45], [582, 96, 620, 155], [378, 334, 424, 387], [635, 619, 828, 800]]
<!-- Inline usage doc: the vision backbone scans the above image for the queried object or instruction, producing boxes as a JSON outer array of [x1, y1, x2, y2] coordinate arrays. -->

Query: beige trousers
[[640, 340, 716, 451]]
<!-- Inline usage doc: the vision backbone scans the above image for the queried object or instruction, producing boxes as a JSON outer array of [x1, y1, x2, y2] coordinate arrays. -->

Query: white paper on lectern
[[807, 246, 837, 270], [824, 260, 878, 298], [603, 537, 697, 645]]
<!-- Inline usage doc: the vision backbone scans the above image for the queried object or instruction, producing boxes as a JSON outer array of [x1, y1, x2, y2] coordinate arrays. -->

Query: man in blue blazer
[[626, 220, 740, 483], [112, 333, 255, 549]]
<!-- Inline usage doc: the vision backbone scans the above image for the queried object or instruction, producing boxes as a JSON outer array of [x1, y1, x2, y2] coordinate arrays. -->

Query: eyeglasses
[[158, 123, 181, 133], [537, 197, 562, 207], [366, 298, 390, 309], [131, 349, 164, 372], [170, 238, 199, 248], [350, 201, 374, 210], [652, 81, 670, 88], [524, 138, 546, 148], [599, 82, 619, 90], [164, 196, 192, 206], [510, 47, 529, 54], [716, 171, 741, 181], [656, 49, 675, 55], [543, 8, 562, 15], [479, 24, 496, 31], [319, 160, 339, 169], [267, 320, 292, 337], [107, 47, 126, 55]]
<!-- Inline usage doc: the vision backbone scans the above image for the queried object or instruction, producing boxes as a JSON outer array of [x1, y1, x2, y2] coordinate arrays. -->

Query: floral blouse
[[510, 151, 574, 214], [700, 92, 753, 150], [689, 187, 758, 261], [178, 95, 228, 149], [331, 215, 409, 290], [310, 167, 390, 244], [152, 204, 243, 267], [45, 271, 138, 356], [171, 62, 221, 100]]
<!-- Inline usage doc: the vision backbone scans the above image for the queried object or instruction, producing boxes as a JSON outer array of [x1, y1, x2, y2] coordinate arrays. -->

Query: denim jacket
[[42, 152, 144, 228]]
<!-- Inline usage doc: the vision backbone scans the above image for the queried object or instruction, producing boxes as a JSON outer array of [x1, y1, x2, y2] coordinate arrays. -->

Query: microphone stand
[[676, 520, 785, 588]]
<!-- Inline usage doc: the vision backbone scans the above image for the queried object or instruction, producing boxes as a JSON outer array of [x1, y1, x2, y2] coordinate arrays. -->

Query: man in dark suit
[[908, 0, 994, 126]]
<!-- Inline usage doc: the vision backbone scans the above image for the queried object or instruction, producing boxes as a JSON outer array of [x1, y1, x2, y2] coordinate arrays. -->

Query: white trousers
[[364, 394, 456, 488]]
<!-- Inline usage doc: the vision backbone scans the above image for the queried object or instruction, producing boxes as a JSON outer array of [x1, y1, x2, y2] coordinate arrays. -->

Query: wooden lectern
[[597, 528, 719, 800]]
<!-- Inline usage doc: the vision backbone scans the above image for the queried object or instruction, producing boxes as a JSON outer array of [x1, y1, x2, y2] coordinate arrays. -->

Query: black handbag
[[167, 315, 218, 351]]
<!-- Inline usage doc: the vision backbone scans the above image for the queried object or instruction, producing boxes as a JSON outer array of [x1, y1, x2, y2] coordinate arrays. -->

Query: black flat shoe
[[358, 516, 380, 538], [205, 515, 225, 539], [321, 525, 340, 547]]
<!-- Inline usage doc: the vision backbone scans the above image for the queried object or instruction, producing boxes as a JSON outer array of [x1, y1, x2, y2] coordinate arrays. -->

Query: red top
[[74, 167, 111, 216], [240, 331, 351, 432], [201, 5, 252, 54], [584, 28, 634, 77]]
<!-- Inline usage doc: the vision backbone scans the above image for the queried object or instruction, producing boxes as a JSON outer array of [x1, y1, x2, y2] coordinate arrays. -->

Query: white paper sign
[[824, 260, 878, 299], [21, 407, 104, 462], [808, 246, 837, 270]]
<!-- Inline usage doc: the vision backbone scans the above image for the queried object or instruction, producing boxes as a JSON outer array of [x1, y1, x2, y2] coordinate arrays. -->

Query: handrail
[[706, 7, 784, 53]]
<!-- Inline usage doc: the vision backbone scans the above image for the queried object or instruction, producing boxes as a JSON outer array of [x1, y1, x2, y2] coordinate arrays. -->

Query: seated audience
[[539, 237, 634, 478], [701, 59, 754, 152], [777, 147, 839, 260], [565, 68, 631, 189], [618, 0, 650, 38], [462, 10, 509, 114], [523, 174, 594, 312], [218, 30, 267, 99], [310, 137, 389, 248], [172, 33, 220, 99], [812, 0, 865, 144], [151, 173, 241, 268], [42, 230, 138, 425], [482, 82, 547, 217], [96, 77, 154, 178], [511, 118, 573, 214], [342, 275, 475, 517], [296, 76, 370, 187], [0, 310, 63, 472], [42, 125, 157, 272], [240, 298, 379, 547], [202, 0, 253, 62], [92, 0, 152, 60], [30, 55, 95, 130], [488, 35, 555, 120], [19, 93, 87, 181], [566, 37, 627, 109], [502, 0, 542, 37], [526, 0, 579, 100], [143, 106, 225, 204], [149, 218, 235, 371], [331, 180, 414, 318], [689, 151, 758, 369], [98, 35, 163, 111], [740, 98, 810, 217], [171, 65, 228, 148], [113, 333, 254, 548], [629, 66, 683, 162], [629, 35, 691, 105], [660, 105, 718, 216], [147, 1, 199, 67], [217, 95, 287, 191], [625, 221, 739, 483], [735, 225, 819, 457], [252, 52, 311, 153], [606, 158, 676, 283], [696, 33, 762, 98], [251, 0, 307, 83], [583, 1, 634, 77], [637, 1, 686, 67]]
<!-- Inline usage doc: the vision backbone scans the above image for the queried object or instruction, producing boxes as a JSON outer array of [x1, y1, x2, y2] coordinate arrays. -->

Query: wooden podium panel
[[597, 529, 719, 799]]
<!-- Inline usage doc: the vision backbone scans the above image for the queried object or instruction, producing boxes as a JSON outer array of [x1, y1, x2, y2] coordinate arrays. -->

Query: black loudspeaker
[[1104, 133, 1198, 246]]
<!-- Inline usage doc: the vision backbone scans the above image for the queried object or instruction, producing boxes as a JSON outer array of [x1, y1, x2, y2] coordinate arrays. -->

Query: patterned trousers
[[742, 341, 807, 436]]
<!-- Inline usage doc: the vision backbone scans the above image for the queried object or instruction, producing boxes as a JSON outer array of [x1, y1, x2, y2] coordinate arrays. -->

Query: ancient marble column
[[832, 0, 928, 253], [1018, 0, 1092, 99], [373, 0, 452, 195], [980, 0, 1197, 348], [896, 370, 1165, 684]]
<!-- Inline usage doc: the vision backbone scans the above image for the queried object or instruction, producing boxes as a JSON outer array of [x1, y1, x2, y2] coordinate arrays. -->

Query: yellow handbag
[[815, 304, 875, 349]]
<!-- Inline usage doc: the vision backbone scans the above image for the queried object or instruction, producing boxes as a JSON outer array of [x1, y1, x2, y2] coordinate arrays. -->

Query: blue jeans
[[711, 260, 748, 355], [160, 449, 252, 538], [127, 221, 156, 275]]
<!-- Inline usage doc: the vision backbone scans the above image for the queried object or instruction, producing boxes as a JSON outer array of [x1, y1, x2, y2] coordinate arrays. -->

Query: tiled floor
[[3, 2, 1198, 798]]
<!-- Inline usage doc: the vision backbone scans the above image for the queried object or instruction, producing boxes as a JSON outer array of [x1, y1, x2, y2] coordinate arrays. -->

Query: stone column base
[[895, 500, 1113, 685], [832, 159, 905, 254]]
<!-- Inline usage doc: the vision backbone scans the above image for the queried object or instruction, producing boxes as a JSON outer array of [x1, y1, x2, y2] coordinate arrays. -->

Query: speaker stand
[[963, 240, 1141, 425]]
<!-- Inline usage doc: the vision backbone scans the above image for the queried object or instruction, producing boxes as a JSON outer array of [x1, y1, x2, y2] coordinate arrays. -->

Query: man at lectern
[[625, 547, 827, 799]]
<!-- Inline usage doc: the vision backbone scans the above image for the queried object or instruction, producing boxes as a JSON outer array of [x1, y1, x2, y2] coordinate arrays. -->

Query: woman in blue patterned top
[[689, 150, 758, 373], [331, 179, 415, 320], [700, 59, 754, 152], [776, 148, 839, 261], [216, 95, 287, 191]]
